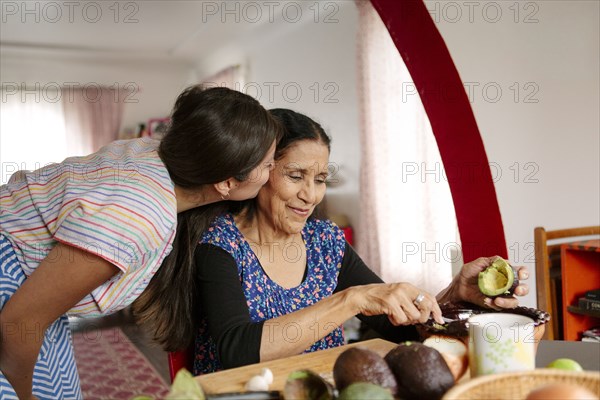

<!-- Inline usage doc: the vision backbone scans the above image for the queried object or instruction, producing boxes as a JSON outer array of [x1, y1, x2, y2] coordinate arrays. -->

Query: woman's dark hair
[[133, 86, 281, 351], [231, 108, 331, 220], [270, 108, 330, 158]]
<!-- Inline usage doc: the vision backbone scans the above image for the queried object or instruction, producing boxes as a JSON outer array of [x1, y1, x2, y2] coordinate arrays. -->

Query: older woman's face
[[257, 139, 329, 234]]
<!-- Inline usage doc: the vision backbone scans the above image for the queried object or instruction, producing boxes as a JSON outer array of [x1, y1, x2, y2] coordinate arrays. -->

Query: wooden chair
[[534, 226, 600, 340]]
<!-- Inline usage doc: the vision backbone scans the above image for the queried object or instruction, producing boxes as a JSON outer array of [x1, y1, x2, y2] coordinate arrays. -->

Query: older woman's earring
[[221, 192, 230, 201]]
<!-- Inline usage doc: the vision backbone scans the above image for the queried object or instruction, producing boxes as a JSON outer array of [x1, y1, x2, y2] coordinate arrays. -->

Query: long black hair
[[231, 108, 331, 221], [133, 86, 281, 351]]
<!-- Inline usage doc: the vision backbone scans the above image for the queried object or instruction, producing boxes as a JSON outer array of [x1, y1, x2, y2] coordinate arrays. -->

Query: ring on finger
[[413, 293, 426, 308]]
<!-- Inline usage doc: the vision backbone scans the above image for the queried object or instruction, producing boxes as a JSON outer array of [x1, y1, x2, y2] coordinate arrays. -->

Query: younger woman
[[0, 86, 280, 399]]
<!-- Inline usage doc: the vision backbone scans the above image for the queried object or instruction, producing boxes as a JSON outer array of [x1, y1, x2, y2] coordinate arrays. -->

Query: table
[[196, 339, 396, 394], [195, 338, 599, 394], [536, 340, 600, 371]]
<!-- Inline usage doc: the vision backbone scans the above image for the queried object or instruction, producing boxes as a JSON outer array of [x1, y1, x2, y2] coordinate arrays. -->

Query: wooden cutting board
[[195, 338, 397, 394]]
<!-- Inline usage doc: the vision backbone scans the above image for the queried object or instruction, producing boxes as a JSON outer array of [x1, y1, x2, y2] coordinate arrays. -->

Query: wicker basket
[[443, 369, 600, 400]]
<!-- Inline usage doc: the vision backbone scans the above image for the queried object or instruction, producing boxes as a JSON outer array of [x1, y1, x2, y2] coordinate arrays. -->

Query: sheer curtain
[[0, 90, 67, 184], [355, 1, 458, 294], [62, 86, 128, 155], [201, 65, 244, 90], [1, 86, 127, 184]]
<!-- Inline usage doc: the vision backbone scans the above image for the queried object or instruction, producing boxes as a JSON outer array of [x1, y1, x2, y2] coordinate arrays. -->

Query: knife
[[427, 316, 457, 324]]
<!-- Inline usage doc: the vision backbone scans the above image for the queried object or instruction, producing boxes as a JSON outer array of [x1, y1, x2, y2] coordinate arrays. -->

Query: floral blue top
[[193, 213, 346, 374]]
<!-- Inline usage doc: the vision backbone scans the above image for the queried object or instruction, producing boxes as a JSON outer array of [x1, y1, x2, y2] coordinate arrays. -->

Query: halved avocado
[[478, 258, 519, 297], [283, 369, 335, 400]]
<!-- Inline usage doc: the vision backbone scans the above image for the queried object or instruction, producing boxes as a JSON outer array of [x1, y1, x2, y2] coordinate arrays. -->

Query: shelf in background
[[567, 305, 600, 319], [561, 239, 600, 341]]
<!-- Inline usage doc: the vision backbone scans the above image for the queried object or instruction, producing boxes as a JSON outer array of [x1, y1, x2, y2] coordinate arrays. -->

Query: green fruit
[[165, 369, 205, 400], [546, 358, 584, 371], [338, 382, 394, 400], [478, 258, 519, 298]]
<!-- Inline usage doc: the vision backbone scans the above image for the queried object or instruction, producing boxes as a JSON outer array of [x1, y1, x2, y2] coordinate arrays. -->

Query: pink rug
[[72, 327, 169, 399]]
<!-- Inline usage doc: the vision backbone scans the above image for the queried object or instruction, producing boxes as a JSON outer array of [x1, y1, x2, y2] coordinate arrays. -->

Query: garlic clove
[[245, 375, 269, 391], [260, 368, 274, 385]]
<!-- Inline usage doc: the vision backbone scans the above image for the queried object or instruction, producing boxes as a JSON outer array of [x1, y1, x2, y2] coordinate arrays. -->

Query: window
[[1, 89, 68, 184]]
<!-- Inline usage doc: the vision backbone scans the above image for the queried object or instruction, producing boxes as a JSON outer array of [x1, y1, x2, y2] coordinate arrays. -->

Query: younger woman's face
[[229, 141, 276, 201], [257, 139, 330, 234]]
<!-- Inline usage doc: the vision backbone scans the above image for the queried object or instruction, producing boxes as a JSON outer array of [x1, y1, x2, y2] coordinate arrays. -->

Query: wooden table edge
[[195, 338, 398, 394]]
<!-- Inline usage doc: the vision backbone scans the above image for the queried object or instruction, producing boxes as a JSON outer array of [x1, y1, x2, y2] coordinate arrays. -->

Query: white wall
[[426, 0, 600, 307], [194, 2, 362, 229], [0, 51, 195, 136]]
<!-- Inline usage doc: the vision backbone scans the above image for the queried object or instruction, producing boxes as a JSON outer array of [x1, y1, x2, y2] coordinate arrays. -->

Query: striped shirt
[[0, 138, 177, 316]]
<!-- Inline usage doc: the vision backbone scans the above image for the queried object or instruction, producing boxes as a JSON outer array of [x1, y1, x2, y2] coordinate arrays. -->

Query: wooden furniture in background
[[561, 240, 600, 341], [534, 226, 600, 340]]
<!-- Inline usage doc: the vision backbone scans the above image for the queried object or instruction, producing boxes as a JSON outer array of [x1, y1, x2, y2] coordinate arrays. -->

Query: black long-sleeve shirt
[[195, 241, 418, 369]]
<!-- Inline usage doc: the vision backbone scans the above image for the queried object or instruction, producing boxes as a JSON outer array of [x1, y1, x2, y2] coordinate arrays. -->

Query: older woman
[[192, 109, 528, 374]]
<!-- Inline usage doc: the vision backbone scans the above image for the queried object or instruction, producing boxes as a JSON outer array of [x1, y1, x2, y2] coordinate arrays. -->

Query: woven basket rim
[[443, 369, 600, 400]]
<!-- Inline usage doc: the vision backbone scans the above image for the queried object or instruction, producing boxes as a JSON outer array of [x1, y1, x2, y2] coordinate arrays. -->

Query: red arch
[[370, 0, 507, 261]]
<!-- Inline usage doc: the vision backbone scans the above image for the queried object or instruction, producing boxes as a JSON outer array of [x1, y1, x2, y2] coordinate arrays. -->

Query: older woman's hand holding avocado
[[437, 256, 530, 310]]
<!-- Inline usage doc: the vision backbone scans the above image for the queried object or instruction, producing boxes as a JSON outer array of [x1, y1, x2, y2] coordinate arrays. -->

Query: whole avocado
[[333, 347, 398, 395], [384, 342, 455, 400]]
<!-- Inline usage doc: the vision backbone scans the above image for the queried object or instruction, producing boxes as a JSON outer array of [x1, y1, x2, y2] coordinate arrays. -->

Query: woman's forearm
[[0, 242, 119, 398], [0, 314, 45, 399], [259, 289, 358, 362], [258, 281, 442, 362]]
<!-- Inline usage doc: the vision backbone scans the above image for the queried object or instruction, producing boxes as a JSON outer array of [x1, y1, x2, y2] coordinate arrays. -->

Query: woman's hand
[[437, 256, 529, 309], [350, 283, 445, 325]]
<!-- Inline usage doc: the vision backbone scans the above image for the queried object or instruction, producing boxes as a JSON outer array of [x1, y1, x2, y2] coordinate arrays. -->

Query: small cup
[[468, 313, 536, 377]]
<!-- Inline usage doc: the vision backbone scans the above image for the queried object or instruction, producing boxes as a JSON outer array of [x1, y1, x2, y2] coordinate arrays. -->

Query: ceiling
[[0, 1, 327, 61]]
